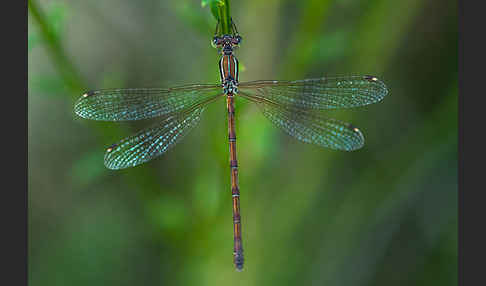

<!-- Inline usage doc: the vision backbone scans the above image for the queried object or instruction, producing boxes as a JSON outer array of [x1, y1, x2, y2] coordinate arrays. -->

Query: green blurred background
[[28, 0, 457, 285]]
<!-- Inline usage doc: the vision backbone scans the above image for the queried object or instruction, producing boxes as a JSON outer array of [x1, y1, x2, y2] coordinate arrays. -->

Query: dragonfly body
[[216, 34, 244, 270], [74, 22, 388, 271]]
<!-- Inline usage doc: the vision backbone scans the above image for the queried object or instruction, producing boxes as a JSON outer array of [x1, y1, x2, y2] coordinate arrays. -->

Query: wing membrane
[[74, 84, 221, 121], [238, 76, 387, 110], [104, 107, 206, 169], [239, 92, 364, 151]]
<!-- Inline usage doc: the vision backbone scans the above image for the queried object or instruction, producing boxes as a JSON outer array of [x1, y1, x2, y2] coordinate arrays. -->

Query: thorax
[[219, 53, 239, 95]]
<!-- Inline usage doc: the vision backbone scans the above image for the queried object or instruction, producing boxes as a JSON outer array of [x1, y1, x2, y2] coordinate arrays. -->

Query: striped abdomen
[[227, 94, 243, 270]]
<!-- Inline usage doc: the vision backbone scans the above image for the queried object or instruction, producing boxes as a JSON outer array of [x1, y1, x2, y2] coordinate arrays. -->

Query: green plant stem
[[218, 0, 231, 34]]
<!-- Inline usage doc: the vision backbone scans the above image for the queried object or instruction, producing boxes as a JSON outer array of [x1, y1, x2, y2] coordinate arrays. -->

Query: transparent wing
[[238, 75, 388, 110], [104, 107, 206, 170], [239, 92, 364, 151], [74, 84, 222, 121]]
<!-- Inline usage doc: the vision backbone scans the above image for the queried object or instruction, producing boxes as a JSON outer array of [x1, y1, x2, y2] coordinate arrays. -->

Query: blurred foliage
[[28, 2, 66, 52], [201, 0, 224, 21], [29, 0, 457, 285]]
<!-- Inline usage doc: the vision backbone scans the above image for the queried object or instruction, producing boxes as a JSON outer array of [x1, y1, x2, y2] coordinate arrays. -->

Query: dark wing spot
[[106, 143, 118, 152], [82, 90, 96, 98], [363, 75, 378, 82]]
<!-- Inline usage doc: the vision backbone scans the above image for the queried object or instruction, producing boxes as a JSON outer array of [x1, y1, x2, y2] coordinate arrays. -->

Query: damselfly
[[74, 21, 388, 271]]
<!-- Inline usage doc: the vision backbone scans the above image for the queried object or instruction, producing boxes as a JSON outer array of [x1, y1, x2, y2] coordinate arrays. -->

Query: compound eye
[[236, 35, 242, 44], [211, 36, 219, 48]]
